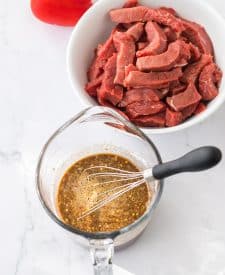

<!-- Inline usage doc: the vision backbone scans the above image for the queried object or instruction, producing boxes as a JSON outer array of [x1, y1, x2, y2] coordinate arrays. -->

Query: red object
[[166, 108, 183, 127], [131, 113, 166, 127], [194, 103, 207, 115], [126, 101, 166, 118], [199, 63, 222, 101], [136, 21, 167, 57], [167, 82, 202, 112], [31, 0, 92, 26], [85, 0, 222, 128]]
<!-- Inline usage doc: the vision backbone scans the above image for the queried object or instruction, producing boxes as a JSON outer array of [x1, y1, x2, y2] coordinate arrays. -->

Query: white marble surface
[[1, 1, 225, 274]]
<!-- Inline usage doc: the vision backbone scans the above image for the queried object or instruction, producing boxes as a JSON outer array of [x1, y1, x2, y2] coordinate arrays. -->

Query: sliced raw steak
[[167, 82, 202, 111], [170, 81, 187, 95], [136, 40, 190, 71], [126, 101, 166, 118], [136, 21, 167, 57], [86, 1, 222, 128], [158, 88, 170, 99], [163, 27, 178, 42], [181, 103, 199, 120], [166, 108, 183, 126], [96, 95, 129, 120], [125, 68, 183, 89], [124, 64, 138, 79], [145, 8, 183, 32], [159, 7, 177, 16], [137, 42, 149, 50], [85, 74, 103, 97], [189, 42, 201, 62], [182, 19, 214, 55], [183, 19, 214, 56], [214, 66, 223, 83], [126, 22, 144, 41], [120, 23, 133, 30], [113, 31, 136, 85], [199, 63, 222, 101], [123, 0, 138, 8], [98, 54, 123, 106], [182, 54, 213, 83], [194, 102, 206, 115], [131, 113, 166, 127], [88, 33, 116, 81], [119, 88, 161, 107], [109, 6, 185, 32]]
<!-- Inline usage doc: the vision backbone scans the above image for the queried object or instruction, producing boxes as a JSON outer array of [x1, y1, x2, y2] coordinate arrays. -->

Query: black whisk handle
[[152, 146, 222, 180]]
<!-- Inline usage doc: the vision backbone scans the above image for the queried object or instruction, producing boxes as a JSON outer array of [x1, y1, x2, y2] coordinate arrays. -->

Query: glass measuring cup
[[36, 106, 163, 274]]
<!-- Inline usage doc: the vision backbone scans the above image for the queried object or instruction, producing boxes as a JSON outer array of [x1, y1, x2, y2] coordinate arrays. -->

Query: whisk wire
[[84, 166, 142, 176], [81, 166, 143, 187], [78, 178, 145, 220], [92, 175, 143, 187], [98, 181, 140, 196]]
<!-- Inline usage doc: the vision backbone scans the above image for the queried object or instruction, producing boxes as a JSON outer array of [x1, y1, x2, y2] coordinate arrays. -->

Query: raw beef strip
[[199, 63, 222, 101], [85, 75, 103, 97], [113, 31, 136, 85], [136, 40, 190, 72], [96, 95, 129, 120], [170, 81, 187, 95], [88, 33, 116, 81], [131, 113, 166, 127], [189, 43, 201, 62], [137, 40, 181, 71], [97, 54, 123, 106], [166, 108, 183, 127], [123, 0, 138, 8], [125, 68, 183, 89], [110, 6, 147, 24], [124, 64, 138, 78], [126, 22, 144, 41], [182, 19, 214, 55], [171, 84, 187, 95], [115, 23, 127, 32], [167, 82, 202, 111], [85, 1, 222, 128], [119, 88, 161, 107], [109, 6, 185, 32], [96, 35, 115, 58], [182, 54, 213, 83], [106, 86, 124, 106], [194, 102, 206, 115], [158, 88, 170, 99], [145, 9, 184, 32], [179, 40, 192, 59], [163, 27, 178, 42], [181, 103, 199, 120], [214, 66, 223, 83], [126, 101, 166, 118], [136, 21, 167, 57], [159, 7, 177, 16], [97, 87, 110, 107], [137, 42, 149, 50]]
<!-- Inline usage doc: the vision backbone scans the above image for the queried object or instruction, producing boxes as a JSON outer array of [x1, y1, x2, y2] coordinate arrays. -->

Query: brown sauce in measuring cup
[[56, 154, 151, 233]]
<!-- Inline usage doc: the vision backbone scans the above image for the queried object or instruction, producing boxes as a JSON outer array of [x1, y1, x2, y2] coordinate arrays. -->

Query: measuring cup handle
[[90, 239, 114, 275]]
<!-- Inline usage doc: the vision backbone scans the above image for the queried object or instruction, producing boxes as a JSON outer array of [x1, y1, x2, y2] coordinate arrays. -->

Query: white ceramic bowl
[[67, 0, 225, 134]]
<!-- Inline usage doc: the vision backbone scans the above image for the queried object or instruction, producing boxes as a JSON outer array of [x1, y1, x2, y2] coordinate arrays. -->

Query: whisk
[[78, 147, 222, 219]]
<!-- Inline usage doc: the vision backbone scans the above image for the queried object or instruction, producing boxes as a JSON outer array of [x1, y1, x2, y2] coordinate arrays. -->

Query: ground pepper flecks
[[56, 154, 151, 233]]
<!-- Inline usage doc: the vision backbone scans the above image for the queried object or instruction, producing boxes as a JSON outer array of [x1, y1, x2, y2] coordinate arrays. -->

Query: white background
[[1, 0, 225, 274]]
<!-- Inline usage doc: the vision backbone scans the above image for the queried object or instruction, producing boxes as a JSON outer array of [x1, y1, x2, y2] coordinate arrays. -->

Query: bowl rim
[[66, 0, 225, 134]]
